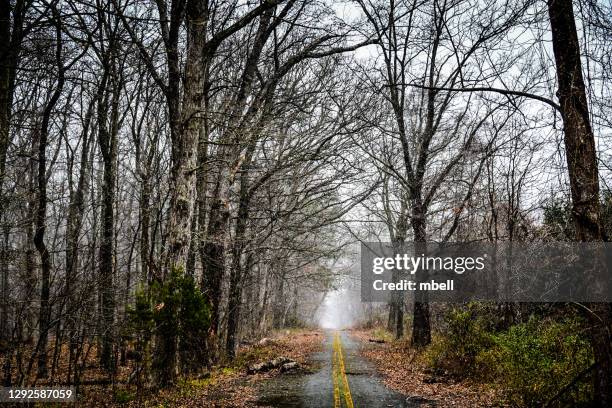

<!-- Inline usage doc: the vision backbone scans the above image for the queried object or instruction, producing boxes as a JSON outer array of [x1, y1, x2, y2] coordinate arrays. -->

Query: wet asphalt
[[255, 330, 418, 408]]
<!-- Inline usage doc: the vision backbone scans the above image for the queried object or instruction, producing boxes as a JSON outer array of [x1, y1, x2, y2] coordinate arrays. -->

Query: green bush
[[128, 270, 211, 376], [422, 305, 594, 407], [423, 303, 494, 377], [479, 317, 593, 407], [173, 272, 211, 372]]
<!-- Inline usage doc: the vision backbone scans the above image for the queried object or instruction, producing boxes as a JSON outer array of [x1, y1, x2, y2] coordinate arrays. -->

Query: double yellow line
[[332, 331, 354, 408]]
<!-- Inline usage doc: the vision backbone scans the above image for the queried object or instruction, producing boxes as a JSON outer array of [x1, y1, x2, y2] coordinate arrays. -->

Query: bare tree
[[548, 0, 610, 403]]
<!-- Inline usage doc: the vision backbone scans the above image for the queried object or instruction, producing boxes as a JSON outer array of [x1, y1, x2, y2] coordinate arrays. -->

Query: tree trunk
[[0, 0, 25, 216], [548, 0, 604, 242], [389, 265, 404, 339], [194, 121, 208, 270], [387, 302, 396, 333], [273, 273, 285, 329], [225, 173, 251, 357], [547, 0, 610, 404], [97, 55, 120, 371], [201, 193, 228, 336], [155, 0, 208, 387], [0, 225, 9, 343], [165, 0, 207, 276], [410, 201, 431, 347], [140, 175, 152, 284]]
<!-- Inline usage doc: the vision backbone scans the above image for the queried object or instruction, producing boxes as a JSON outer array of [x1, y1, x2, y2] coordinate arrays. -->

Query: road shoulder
[[351, 329, 499, 407]]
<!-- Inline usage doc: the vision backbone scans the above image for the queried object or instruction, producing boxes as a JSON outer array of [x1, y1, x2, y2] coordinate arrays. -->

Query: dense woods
[[0, 0, 611, 406]]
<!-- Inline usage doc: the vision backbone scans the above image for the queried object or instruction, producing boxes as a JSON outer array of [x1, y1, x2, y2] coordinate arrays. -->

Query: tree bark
[[547, 0, 610, 404], [0, 0, 25, 215], [410, 203, 430, 347], [548, 0, 604, 242], [225, 161, 254, 357], [155, 0, 208, 386], [164, 1, 206, 276], [97, 64, 119, 371]]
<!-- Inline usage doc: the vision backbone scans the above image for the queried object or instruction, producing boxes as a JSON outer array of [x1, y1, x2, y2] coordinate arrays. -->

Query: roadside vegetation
[[76, 329, 323, 407], [358, 304, 595, 407]]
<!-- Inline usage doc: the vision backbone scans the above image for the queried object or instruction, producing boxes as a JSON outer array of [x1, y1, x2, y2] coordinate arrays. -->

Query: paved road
[[256, 330, 416, 408]]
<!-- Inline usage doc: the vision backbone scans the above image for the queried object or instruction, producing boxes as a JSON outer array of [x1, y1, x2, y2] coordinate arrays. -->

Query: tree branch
[[405, 84, 561, 112]]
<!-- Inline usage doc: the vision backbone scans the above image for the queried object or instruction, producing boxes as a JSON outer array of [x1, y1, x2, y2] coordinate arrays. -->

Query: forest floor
[[80, 329, 324, 407], [352, 328, 500, 407]]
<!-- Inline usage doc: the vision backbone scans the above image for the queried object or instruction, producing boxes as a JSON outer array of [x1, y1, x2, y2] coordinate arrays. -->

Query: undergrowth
[[418, 303, 594, 407]]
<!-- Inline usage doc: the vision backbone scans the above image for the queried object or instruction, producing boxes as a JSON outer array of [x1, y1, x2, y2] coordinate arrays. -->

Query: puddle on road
[[256, 395, 303, 408], [255, 372, 307, 407]]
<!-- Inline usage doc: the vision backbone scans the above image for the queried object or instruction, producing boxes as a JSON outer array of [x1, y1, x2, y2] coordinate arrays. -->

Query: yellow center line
[[337, 333, 355, 408], [333, 336, 340, 408], [332, 331, 355, 408]]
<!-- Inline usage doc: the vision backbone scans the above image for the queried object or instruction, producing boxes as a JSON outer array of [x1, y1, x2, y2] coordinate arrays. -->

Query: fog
[[316, 276, 364, 329]]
